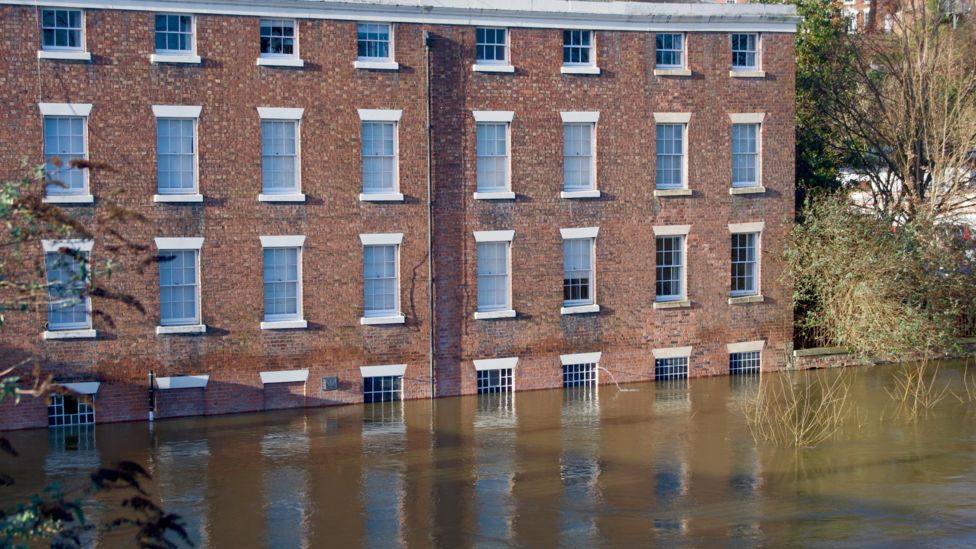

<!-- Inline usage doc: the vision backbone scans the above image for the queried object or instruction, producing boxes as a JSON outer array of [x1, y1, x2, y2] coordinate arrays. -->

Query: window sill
[[43, 194, 94, 204], [472, 63, 515, 73], [561, 65, 601, 75], [156, 324, 206, 335], [560, 190, 601, 199], [730, 186, 766, 195], [473, 191, 515, 201], [729, 294, 764, 305], [653, 68, 692, 77], [654, 188, 692, 197], [354, 60, 399, 71], [359, 192, 404, 202], [43, 328, 96, 340], [151, 53, 201, 64], [653, 299, 690, 309], [474, 309, 516, 320], [38, 50, 91, 61], [154, 193, 203, 203], [260, 319, 308, 330], [259, 193, 306, 202], [360, 314, 406, 326], [729, 70, 766, 78], [560, 304, 600, 316], [256, 57, 305, 68]]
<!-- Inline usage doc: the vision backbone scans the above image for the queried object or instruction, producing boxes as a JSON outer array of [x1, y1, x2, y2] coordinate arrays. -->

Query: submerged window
[[563, 363, 597, 387], [48, 394, 95, 427], [363, 375, 402, 403], [655, 357, 689, 381], [730, 351, 761, 375], [477, 368, 513, 394]]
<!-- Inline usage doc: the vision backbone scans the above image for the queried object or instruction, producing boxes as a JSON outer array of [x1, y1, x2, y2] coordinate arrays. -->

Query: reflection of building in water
[[653, 378, 692, 416], [45, 425, 100, 547], [560, 382, 602, 546], [261, 420, 310, 548], [361, 401, 406, 547], [154, 438, 211, 547], [474, 392, 517, 543]]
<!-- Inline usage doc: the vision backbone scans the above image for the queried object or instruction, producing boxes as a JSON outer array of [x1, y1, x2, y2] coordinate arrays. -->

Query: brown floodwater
[[3, 361, 976, 547]]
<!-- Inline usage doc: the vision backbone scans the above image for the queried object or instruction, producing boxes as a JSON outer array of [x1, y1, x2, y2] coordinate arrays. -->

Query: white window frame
[[257, 107, 305, 202], [152, 105, 203, 203], [652, 346, 692, 381], [358, 109, 403, 202], [151, 13, 200, 64], [655, 33, 685, 69], [354, 22, 399, 71], [560, 227, 599, 315], [259, 235, 307, 330], [473, 230, 516, 320], [730, 33, 764, 77], [728, 222, 764, 303], [40, 103, 93, 204], [256, 18, 303, 68], [654, 225, 691, 309], [474, 357, 518, 393], [154, 237, 205, 334], [41, 239, 95, 340], [560, 112, 600, 198], [38, 8, 90, 61], [472, 111, 515, 200], [729, 113, 765, 191], [560, 30, 600, 75], [360, 233, 405, 325], [653, 112, 691, 192], [473, 27, 514, 73], [728, 340, 765, 375]]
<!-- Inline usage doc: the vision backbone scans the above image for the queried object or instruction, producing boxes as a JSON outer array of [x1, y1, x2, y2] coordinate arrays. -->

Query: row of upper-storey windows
[[40, 224, 763, 338], [40, 105, 768, 205], [36, 8, 766, 74]]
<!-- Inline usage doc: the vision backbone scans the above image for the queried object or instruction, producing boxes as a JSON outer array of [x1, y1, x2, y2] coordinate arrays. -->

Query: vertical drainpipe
[[425, 30, 436, 399], [148, 370, 156, 424]]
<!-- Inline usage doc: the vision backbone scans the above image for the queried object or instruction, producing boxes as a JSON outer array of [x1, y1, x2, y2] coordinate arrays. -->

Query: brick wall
[[0, 5, 795, 429]]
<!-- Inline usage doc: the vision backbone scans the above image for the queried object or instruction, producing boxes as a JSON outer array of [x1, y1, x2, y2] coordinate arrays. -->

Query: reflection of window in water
[[655, 357, 689, 381], [48, 394, 95, 427], [475, 391, 516, 430], [562, 362, 597, 387], [48, 424, 96, 452], [559, 450, 600, 546], [477, 367, 513, 394], [730, 351, 761, 375], [362, 399, 405, 436], [653, 378, 690, 415], [156, 440, 210, 547], [363, 375, 402, 403]]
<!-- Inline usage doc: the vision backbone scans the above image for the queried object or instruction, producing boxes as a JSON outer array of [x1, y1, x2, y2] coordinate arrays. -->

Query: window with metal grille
[[655, 357, 689, 381], [259, 19, 296, 57], [263, 247, 301, 321], [157, 119, 196, 194], [477, 241, 510, 312], [48, 394, 95, 427], [655, 33, 684, 68], [357, 23, 391, 60], [361, 121, 397, 194], [44, 116, 87, 196], [477, 368, 513, 394], [655, 235, 684, 301], [655, 123, 685, 189], [731, 33, 758, 69], [261, 120, 299, 194], [159, 249, 199, 326], [476, 123, 509, 192], [563, 123, 595, 191], [155, 14, 193, 53], [563, 238, 594, 306], [730, 351, 761, 375], [41, 9, 82, 51], [563, 363, 597, 387], [476, 27, 507, 63], [364, 244, 398, 317], [45, 251, 90, 331], [562, 30, 593, 66], [363, 375, 402, 403], [731, 233, 758, 296], [732, 123, 759, 187]]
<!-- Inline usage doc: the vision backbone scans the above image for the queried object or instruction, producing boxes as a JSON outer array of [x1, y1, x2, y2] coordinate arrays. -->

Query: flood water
[[3, 361, 976, 547]]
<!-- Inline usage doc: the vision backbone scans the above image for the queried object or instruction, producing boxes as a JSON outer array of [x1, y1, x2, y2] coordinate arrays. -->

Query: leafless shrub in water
[[745, 370, 854, 448], [885, 359, 952, 419]]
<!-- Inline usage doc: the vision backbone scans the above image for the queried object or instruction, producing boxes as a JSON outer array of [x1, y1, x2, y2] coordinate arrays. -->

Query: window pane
[[563, 123, 594, 191], [159, 250, 199, 325], [364, 245, 398, 316], [263, 247, 300, 320], [46, 250, 90, 330], [357, 23, 391, 60], [157, 119, 196, 194], [476, 123, 509, 192], [43, 116, 86, 196], [477, 241, 509, 311], [362, 122, 396, 193], [563, 238, 593, 305], [655, 124, 685, 189], [655, 236, 684, 300], [476, 27, 507, 63], [731, 233, 758, 295], [261, 120, 299, 193]]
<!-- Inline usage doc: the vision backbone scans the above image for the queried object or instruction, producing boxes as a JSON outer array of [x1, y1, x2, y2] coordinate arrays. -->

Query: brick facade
[[0, 1, 797, 429]]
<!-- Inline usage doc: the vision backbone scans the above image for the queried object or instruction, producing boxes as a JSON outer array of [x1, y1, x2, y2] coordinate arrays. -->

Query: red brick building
[[0, 0, 798, 429]]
